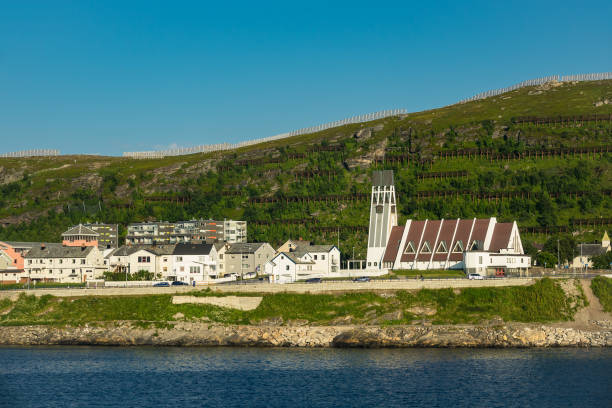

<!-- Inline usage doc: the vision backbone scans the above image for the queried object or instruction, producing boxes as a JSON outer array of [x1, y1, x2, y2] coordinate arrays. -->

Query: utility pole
[[557, 239, 560, 271]]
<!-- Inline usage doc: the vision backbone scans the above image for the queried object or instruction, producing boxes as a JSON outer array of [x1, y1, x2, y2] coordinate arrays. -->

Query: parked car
[[467, 273, 484, 280], [171, 281, 189, 286], [305, 277, 322, 283], [353, 276, 371, 282], [153, 282, 169, 287]]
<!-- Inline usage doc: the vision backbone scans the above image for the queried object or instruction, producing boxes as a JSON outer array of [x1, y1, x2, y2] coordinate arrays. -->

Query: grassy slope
[[591, 276, 612, 312], [1, 80, 612, 255], [0, 278, 587, 327]]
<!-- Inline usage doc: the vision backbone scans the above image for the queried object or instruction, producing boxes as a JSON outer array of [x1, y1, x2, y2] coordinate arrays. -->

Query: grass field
[[0, 278, 585, 327]]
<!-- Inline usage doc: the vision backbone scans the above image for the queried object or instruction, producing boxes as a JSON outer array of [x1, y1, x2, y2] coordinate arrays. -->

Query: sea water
[[0, 347, 610, 407]]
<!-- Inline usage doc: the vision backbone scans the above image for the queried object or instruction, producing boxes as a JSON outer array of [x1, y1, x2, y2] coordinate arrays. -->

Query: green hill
[[1, 79, 612, 258]]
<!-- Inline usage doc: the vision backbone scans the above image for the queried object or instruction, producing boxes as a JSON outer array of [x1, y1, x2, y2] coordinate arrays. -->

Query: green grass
[[591, 276, 612, 312], [0, 278, 581, 327]]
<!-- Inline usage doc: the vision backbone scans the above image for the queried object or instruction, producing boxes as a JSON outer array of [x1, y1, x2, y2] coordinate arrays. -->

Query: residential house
[[0, 241, 26, 284], [276, 239, 312, 253], [171, 243, 218, 284], [225, 243, 275, 278], [570, 232, 611, 269], [105, 245, 175, 278], [214, 242, 229, 277], [265, 243, 341, 283], [24, 243, 106, 283]]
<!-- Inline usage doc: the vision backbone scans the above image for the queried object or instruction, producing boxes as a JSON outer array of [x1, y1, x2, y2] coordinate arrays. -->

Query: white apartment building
[[24, 243, 106, 283]]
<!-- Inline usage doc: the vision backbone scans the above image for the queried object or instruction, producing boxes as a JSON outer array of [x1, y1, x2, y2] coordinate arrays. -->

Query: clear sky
[[1, 1, 611, 156]]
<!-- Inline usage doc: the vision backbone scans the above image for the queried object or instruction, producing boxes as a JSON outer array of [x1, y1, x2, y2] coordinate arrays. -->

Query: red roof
[[416, 220, 442, 261], [488, 222, 514, 252], [382, 226, 405, 263], [432, 219, 458, 261], [400, 220, 426, 262]]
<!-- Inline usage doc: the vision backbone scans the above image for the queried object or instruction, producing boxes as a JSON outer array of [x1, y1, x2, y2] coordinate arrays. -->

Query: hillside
[[1, 79, 612, 258]]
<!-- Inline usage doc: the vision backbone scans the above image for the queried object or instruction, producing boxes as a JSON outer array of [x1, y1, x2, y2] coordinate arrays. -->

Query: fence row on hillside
[[122, 109, 406, 159], [247, 189, 612, 205], [379, 145, 611, 165], [0, 149, 60, 158], [458, 72, 612, 104], [512, 114, 612, 125]]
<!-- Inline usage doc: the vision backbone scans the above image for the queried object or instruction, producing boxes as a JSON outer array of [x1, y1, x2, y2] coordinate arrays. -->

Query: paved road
[[0, 278, 537, 299]]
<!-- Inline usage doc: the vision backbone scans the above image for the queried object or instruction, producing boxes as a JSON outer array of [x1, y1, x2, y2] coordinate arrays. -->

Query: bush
[[591, 276, 612, 312]]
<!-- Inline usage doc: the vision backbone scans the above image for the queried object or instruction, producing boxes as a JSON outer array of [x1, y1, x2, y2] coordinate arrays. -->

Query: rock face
[[0, 323, 610, 348]]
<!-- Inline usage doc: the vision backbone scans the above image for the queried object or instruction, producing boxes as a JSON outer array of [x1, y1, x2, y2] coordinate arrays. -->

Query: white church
[[365, 170, 530, 276]]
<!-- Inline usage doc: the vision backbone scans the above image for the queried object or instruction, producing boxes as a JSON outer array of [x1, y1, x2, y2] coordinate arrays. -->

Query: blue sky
[[1, 1, 611, 156]]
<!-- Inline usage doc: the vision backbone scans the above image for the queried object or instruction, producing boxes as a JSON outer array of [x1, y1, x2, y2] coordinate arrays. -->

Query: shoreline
[[1, 322, 610, 348]]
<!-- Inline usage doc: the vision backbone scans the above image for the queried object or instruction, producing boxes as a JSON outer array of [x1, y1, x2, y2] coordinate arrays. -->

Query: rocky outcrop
[[0, 322, 610, 348]]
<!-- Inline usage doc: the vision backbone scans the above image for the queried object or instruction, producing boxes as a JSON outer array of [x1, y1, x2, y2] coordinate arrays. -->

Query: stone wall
[[0, 322, 609, 348]]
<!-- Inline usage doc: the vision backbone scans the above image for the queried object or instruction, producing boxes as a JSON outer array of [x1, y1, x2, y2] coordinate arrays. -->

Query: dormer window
[[404, 241, 416, 254], [420, 241, 432, 254], [436, 241, 448, 253], [452, 240, 464, 253]]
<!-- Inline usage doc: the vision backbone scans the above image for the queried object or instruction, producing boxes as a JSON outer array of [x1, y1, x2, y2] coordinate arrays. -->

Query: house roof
[[62, 224, 99, 237], [576, 244, 607, 257], [276, 252, 315, 265], [173, 243, 214, 256], [1, 241, 62, 250], [383, 226, 405, 263], [25, 245, 95, 259], [226, 243, 268, 254], [293, 243, 336, 254], [488, 222, 514, 252]]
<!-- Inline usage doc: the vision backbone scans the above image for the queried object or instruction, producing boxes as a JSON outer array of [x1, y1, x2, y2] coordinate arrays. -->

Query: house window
[[28, 260, 32, 264], [72, 259, 76, 264], [219, 264, 223, 269], [374, 262, 377, 266], [314, 255, 318, 260], [321, 255, 325, 260], [219, 254, 223, 259], [479, 256, 483, 265], [242, 264, 249, 268], [176, 257, 183, 262], [436, 241, 448, 253], [180, 266, 184, 272], [190, 266, 200, 274], [452, 241, 464, 253], [420, 242, 432, 254], [59, 259, 63, 264], [81, 259, 86, 264], [163, 267, 167, 272], [286, 265, 290, 271]]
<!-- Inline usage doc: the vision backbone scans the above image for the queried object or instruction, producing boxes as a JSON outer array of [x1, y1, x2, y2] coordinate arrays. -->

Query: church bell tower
[[366, 170, 397, 268]]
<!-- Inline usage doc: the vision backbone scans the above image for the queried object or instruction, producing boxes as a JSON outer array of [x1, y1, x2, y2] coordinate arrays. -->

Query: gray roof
[[25, 245, 95, 259], [372, 170, 394, 186], [576, 244, 607, 257], [226, 243, 268, 254], [106, 245, 176, 258], [274, 252, 314, 265], [294, 244, 336, 253], [173, 243, 214, 256], [62, 224, 99, 237], [1, 241, 63, 250]]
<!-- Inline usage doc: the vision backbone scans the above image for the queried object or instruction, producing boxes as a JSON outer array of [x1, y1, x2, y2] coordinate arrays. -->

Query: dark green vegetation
[[0, 278, 586, 327], [103, 270, 159, 281], [591, 276, 612, 312], [1, 80, 612, 257], [591, 252, 612, 270]]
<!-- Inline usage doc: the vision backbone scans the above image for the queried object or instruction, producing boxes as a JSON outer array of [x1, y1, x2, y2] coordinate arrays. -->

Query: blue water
[[0, 347, 610, 408]]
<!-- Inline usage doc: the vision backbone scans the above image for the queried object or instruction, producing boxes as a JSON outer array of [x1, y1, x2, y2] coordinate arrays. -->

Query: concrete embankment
[[0, 322, 610, 348], [0, 278, 536, 300]]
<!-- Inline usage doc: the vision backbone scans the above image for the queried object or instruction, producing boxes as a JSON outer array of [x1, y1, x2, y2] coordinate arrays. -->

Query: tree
[[543, 234, 576, 264], [536, 251, 557, 268], [591, 252, 612, 269]]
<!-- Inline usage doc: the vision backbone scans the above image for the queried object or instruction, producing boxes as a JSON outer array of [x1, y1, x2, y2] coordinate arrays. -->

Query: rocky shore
[[1, 321, 610, 348]]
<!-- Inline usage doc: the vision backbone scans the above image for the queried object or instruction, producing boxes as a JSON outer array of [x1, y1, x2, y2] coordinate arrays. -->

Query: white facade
[[106, 248, 173, 279], [464, 251, 531, 276], [366, 171, 397, 269], [24, 246, 106, 283], [266, 245, 341, 283], [172, 246, 218, 283]]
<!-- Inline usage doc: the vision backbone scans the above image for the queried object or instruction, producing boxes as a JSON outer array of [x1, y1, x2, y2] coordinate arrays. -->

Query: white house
[[24, 243, 106, 283], [105, 245, 175, 279], [171, 243, 218, 284], [265, 243, 341, 283]]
